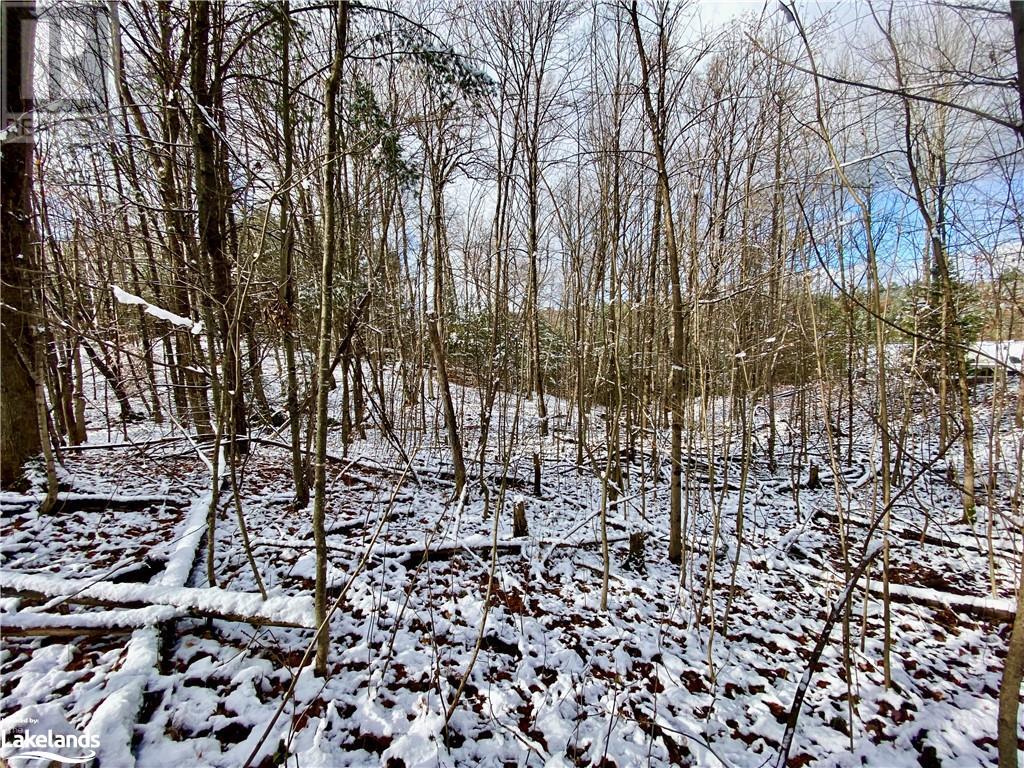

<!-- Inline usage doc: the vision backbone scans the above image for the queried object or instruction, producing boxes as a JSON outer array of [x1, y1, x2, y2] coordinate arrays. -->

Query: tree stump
[[513, 499, 528, 538], [807, 463, 821, 490], [623, 531, 646, 573]]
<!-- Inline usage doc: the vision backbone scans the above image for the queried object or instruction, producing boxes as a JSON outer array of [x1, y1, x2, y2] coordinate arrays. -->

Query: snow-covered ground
[[1, 354, 1020, 767]]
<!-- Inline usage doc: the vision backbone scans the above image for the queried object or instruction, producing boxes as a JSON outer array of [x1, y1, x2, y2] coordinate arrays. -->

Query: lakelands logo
[[1, 719, 98, 765]]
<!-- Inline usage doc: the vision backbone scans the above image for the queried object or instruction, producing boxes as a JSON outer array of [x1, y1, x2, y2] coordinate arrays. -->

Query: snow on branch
[[0, 569, 314, 629], [861, 579, 1016, 623], [1, 606, 182, 636], [111, 285, 204, 336]]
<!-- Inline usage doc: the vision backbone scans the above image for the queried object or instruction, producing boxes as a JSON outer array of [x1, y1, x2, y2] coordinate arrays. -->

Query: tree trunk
[[428, 179, 466, 500], [629, 2, 684, 565], [998, 552, 1024, 768], [1, 0, 42, 487], [311, 0, 349, 676], [191, 0, 246, 455], [428, 316, 467, 499], [278, 0, 308, 507]]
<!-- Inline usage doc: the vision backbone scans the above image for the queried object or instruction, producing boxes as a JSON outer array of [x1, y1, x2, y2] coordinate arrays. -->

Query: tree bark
[[191, 0, 246, 454], [998, 554, 1024, 767], [278, 0, 308, 506], [311, 0, 349, 676], [629, 2, 685, 564], [426, 162, 467, 500], [1, 0, 42, 487]]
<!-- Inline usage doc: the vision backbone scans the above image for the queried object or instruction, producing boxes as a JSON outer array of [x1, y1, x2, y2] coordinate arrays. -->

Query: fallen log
[[399, 540, 527, 567], [861, 579, 1015, 623], [255, 532, 634, 572], [0, 491, 187, 514], [818, 509, 1016, 559], [59, 435, 215, 452], [0, 570, 315, 629], [781, 547, 1016, 624], [2, 625, 135, 638], [1, 606, 182, 637], [82, 486, 212, 767], [397, 533, 634, 567]]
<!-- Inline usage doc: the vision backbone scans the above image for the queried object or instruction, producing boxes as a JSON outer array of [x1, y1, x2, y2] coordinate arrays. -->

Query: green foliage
[[346, 78, 418, 188], [537, 316, 571, 381], [953, 281, 984, 348], [366, 21, 494, 108], [446, 311, 501, 373], [903, 274, 983, 381], [444, 309, 573, 392], [915, 278, 981, 344]]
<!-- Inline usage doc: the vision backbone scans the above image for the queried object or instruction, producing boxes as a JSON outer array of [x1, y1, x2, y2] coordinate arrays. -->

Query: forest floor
[[0, 371, 1021, 767]]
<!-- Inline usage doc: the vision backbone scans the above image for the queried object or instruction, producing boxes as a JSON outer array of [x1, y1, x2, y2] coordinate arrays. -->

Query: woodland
[[1, 0, 1024, 766]]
